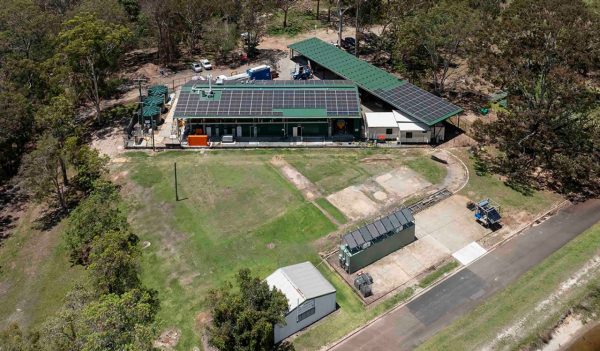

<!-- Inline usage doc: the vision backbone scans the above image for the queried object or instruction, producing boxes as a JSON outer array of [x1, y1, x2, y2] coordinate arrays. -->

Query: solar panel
[[289, 38, 463, 125], [381, 217, 394, 232], [373, 83, 462, 125], [359, 227, 372, 242], [401, 208, 415, 223], [367, 224, 380, 239], [374, 220, 387, 235], [351, 230, 365, 247], [394, 210, 409, 226], [387, 213, 401, 228], [343, 234, 358, 251], [174, 85, 361, 119]]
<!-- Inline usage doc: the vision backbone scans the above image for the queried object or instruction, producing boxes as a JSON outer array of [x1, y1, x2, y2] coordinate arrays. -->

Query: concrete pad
[[392, 250, 426, 276], [326, 186, 379, 221], [368, 257, 411, 295], [406, 235, 451, 269], [414, 195, 489, 253], [453, 242, 487, 265], [375, 167, 431, 199]]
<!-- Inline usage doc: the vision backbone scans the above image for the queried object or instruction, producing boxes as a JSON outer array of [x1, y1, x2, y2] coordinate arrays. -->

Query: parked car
[[191, 62, 203, 72], [200, 59, 212, 70]]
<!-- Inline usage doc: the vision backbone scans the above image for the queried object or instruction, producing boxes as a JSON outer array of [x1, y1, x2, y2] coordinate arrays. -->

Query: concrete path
[[329, 199, 600, 351]]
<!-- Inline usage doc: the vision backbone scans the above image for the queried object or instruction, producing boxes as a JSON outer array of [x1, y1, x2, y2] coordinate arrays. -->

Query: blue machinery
[[474, 199, 502, 227]]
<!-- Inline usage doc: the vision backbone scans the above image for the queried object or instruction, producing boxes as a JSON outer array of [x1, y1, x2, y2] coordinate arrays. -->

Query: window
[[297, 299, 316, 322], [406, 132, 413, 139], [298, 306, 315, 322], [385, 128, 393, 135]]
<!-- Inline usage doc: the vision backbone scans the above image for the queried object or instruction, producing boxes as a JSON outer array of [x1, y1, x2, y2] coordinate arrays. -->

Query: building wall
[[366, 126, 399, 140], [346, 225, 416, 273], [399, 130, 431, 143], [274, 293, 336, 344]]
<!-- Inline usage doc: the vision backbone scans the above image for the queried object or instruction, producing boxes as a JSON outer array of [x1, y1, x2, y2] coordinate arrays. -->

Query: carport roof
[[288, 37, 463, 126]]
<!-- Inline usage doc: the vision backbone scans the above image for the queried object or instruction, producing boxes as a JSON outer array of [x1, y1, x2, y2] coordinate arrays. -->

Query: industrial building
[[364, 110, 442, 143], [173, 80, 362, 145], [265, 262, 337, 344], [288, 38, 462, 143], [339, 208, 416, 274]]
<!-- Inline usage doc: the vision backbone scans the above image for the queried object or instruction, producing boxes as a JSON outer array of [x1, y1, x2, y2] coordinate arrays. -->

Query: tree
[[56, 14, 132, 123], [472, 0, 600, 198], [64, 180, 128, 265], [65, 139, 109, 194], [42, 287, 159, 351], [0, 323, 39, 351], [19, 133, 69, 211], [0, 91, 33, 181], [393, 1, 478, 94], [208, 269, 293, 351], [238, 0, 272, 56], [175, 0, 214, 55], [35, 95, 79, 186], [141, 0, 181, 64], [88, 230, 141, 295], [275, 0, 299, 28]]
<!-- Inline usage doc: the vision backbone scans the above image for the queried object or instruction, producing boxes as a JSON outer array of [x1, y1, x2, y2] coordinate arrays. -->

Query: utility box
[[339, 208, 416, 274], [354, 272, 373, 297]]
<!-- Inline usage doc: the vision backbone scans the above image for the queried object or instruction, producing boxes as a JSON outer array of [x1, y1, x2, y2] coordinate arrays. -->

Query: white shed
[[365, 110, 445, 143], [265, 262, 336, 344]]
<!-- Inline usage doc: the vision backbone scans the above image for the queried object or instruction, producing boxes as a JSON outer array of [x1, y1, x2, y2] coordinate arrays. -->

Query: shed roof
[[288, 38, 463, 126], [266, 262, 336, 311]]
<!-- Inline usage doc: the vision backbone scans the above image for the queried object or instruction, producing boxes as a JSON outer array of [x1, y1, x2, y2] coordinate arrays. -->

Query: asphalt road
[[330, 199, 600, 351]]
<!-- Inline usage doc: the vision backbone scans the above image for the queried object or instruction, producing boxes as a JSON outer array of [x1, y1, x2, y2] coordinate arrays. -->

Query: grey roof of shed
[[278, 261, 336, 299]]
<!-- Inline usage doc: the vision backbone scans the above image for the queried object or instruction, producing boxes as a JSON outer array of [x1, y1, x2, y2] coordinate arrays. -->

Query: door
[[206, 126, 212, 137], [292, 126, 298, 137], [236, 126, 242, 137]]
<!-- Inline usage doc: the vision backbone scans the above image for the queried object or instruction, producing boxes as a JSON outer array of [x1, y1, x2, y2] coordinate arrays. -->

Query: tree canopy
[[208, 269, 293, 351]]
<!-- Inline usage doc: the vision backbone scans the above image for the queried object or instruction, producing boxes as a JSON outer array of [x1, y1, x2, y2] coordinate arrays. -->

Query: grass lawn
[[454, 148, 562, 214], [284, 148, 425, 195], [315, 198, 348, 224], [122, 151, 337, 350], [0, 207, 86, 330], [418, 260, 459, 288], [405, 157, 446, 185], [417, 222, 600, 351]]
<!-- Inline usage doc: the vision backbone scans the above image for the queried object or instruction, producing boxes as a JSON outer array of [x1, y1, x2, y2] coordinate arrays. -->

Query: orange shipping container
[[188, 135, 208, 146]]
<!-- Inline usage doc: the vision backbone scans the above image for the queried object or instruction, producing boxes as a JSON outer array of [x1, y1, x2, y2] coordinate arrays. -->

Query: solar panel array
[[374, 84, 463, 125], [343, 208, 415, 253], [288, 38, 463, 125], [174, 85, 360, 118], [182, 79, 354, 88]]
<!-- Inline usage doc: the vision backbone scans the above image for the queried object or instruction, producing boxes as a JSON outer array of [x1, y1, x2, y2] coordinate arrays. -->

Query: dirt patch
[[154, 328, 181, 350], [326, 186, 379, 221], [361, 156, 393, 163], [270, 156, 321, 200]]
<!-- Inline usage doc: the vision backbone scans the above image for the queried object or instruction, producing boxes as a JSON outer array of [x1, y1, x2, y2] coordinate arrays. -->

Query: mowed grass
[[417, 222, 600, 351], [123, 151, 337, 350], [0, 207, 86, 330], [454, 149, 562, 214], [405, 157, 446, 185], [315, 198, 348, 224], [284, 148, 426, 195]]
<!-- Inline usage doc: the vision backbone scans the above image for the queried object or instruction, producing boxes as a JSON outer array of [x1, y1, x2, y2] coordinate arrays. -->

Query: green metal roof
[[289, 38, 463, 125], [289, 38, 404, 92]]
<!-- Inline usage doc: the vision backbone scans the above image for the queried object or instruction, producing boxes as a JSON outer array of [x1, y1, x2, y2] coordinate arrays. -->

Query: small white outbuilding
[[265, 262, 336, 344], [365, 110, 444, 143]]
